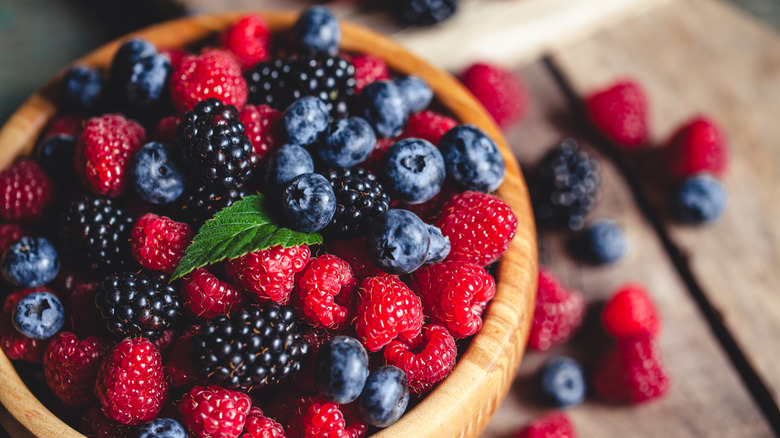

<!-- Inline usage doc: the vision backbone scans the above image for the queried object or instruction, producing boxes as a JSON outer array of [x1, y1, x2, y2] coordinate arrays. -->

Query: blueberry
[[282, 173, 337, 233], [294, 6, 341, 56], [539, 356, 586, 408], [366, 209, 430, 274], [136, 418, 187, 438], [132, 142, 186, 205], [424, 224, 450, 264], [12, 292, 64, 340], [265, 144, 315, 193], [672, 174, 728, 224], [125, 54, 171, 109], [439, 124, 506, 192], [36, 134, 77, 180], [315, 336, 370, 404], [578, 220, 628, 264], [359, 81, 408, 138], [381, 138, 445, 204], [319, 117, 377, 168], [2, 237, 59, 288], [62, 66, 105, 111], [110, 38, 157, 83], [394, 75, 433, 113], [358, 365, 410, 428], [282, 96, 330, 146]]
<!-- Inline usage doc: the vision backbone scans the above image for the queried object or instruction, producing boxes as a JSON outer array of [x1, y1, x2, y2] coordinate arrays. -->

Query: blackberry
[[323, 167, 391, 239], [59, 195, 135, 272], [532, 138, 600, 231], [192, 302, 310, 390], [394, 0, 459, 26], [246, 58, 291, 109], [176, 185, 247, 229], [94, 271, 182, 340]]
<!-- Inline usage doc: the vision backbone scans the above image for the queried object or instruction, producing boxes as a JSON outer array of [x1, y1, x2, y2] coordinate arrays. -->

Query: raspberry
[[162, 49, 188, 71], [179, 385, 252, 438], [131, 213, 193, 273], [327, 238, 382, 279], [226, 245, 311, 304], [151, 115, 180, 144], [399, 110, 458, 146], [401, 182, 456, 224], [183, 268, 244, 319], [602, 284, 661, 339], [528, 268, 586, 351], [171, 50, 248, 114], [85, 405, 134, 438], [0, 159, 54, 222], [356, 275, 423, 352], [43, 331, 111, 407], [65, 281, 106, 338], [412, 261, 495, 338], [165, 330, 201, 389], [516, 412, 576, 438], [151, 328, 179, 359], [95, 337, 168, 425], [221, 14, 271, 70], [594, 335, 671, 403], [437, 190, 517, 266], [351, 54, 390, 93], [75, 114, 146, 197], [459, 63, 528, 128], [239, 104, 282, 164], [0, 288, 53, 363], [301, 400, 366, 438], [243, 407, 286, 438], [43, 114, 83, 138], [294, 255, 357, 329], [0, 223, 23, 252], [383, 324, 456, 393], [664, 116, 729, 181], [585, 79, 649, 148]]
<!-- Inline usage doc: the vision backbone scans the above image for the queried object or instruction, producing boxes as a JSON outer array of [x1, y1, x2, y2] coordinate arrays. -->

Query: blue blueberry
[[381, 138, 445, 204], [2, 237, 59, 288], [62, 66, 105, 111], [439, 125, 506, 192], [672, 174, 728, 224], [265, 144, 315, 192], [359, 81, 408, 138], [294, 6, 341, 56], [366, 209, 430, 274], [358, 365, 410, 428], [539, 356, 586, 408], [424, 224, 450, 264], [394, 75, 433, 113], [319, 117, 377, 168], [125, 54, 171, 109], [580, 220, 628, 264], [36, 134, 77, 180], [282, 173, 337, 233], [136, 418, 188, 438], [132, 142, 186, 205], [110, 38, 157, 83], [12, 292, 64, 340], [315, 336, 370, 404], [283, 97, 330, 146]]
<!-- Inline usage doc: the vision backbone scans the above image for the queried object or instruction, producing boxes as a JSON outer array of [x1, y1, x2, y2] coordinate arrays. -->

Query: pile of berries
[[0, 6, 518, 438]]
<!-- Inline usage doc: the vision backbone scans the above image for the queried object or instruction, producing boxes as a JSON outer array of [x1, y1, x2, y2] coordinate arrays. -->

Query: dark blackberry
[[176, 185, 247, 229], [192, 302, 310, 390], [59, 195, 135, 272], [94, 271, 182, 340], [394, 0, 459, 26], [246, 58, 291, 109], [323, 167, 391, 239], [177, 98, 257, 192], [532, 138, 600, 231]]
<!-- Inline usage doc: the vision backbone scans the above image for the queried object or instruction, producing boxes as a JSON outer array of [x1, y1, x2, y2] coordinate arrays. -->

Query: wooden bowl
[[0, 11, 537, 438]]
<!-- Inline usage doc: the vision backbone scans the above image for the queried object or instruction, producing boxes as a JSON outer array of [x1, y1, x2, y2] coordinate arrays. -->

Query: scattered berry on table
[[399, 110, 458, 146], [170, 50, 248, 114], [220, 14, 270, 70], [282, 96, 330, 146], [132, 141, 187, 205], [351, 54, 391, 93], [315, 336, 370, 404], [664, 117, 729, 181], [1, 236, 60, 287], [110, 39, 157, 86], [226, 244, 310, 304], [671, 174, 728, 224], [43, 332, 111, 407], [384, 324, 456, 393], [528, 268, 586, 351], [359, 80, 408, 138], [137, 418, 188, 438], [394, 75, 433, 113], [182, 268, 244, 319], [439, 124, 506, 192], [1, 289, 52, 363], [264, 144, 315, 194], [516, 411, 577, 438], [585, 79, 649, 148], [424, 224, 450, 264], [178, 385, 252, 438], [294, 254, 356, 328], [577, 219, 629, 264], [602, 283, 661, 339], [239, 104, 282, 164], [322, 167, 391, 240], [62, 65, 105, 111], [131, 213, 193, 273], [327, 237, 382, 279], [36, 134, 77, 181], [319, 117, 377, 168], [358, 365, 410, 427], [460, 62, 527, 128], [539, 356, 586, 408], [12, 291, 64, 339], [394, 0, 459, 26], [356, 275, 423, 352], [123, 54, 172, 110], [293, 6, 341, 56], [0, 223, 23, 253], [594, 334, 671, 404], [0, 159, 54, 222], [381, 138, 446, 204], [242, 407, 286, 438], [366, 209, 430, 274]]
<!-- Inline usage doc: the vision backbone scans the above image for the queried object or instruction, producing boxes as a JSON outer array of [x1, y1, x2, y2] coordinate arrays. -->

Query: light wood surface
[[0, 12, 537, 438]]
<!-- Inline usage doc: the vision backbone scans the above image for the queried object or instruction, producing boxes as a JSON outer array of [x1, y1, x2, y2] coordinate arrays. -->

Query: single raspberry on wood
[[239, 104, 282, 165], [294, 255, 357, 329], [664, 116, 729, 181], [602, 283, 661, 339], [585, 79, 649, 148], [43, 331, 111, 407], [528, 268, 585, 351], [170, 50, 248, 114], [383, 324, 456, 393], [593, 335, 671, 404], [179, 385, 252, 438], [131, 213, 193, 273], [0, 223, 23, 252], [183, 268, 244, 319], [0, 159, 54, 222], [226, 244, 311, 304], [350, 54, 391, 93], [460, 63, 528, 128], [0, 288, 54, 363], [356, 275, 423, 352], [399, 110, 458, 146], [516, 411, 577, 438], [221, 14, 271, 70], [242, 407, 286, 438]]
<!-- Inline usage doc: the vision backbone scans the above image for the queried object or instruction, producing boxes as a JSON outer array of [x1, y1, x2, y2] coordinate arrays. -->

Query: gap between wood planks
[[541, 56, 780, 436]]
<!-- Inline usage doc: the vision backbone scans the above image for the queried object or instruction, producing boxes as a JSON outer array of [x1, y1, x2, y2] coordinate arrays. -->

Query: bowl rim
[[0, 11, 537, 438]]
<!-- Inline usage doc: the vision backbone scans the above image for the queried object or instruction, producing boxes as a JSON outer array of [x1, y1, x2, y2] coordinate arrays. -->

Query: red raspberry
[[356, 275, 423, 352], [43, 114, 83, 138], [226, 245, 311, 304], [95, 337, 168, 425], [243, 407, 286, 438], [516, 412, 576, 438], [152, 328, 179, 359], [162, 49, 188, 71], [221, 14, 271, 71], [165, 330, 202, 389], [528, 268, 585, 351], [401, 183, 456, 224], [171, 50, 248, 115], [131, 213, 193, 273], [183, 268, 244, 319], [664, 116, 728, 181], [594, 335, 671, 403], [262, 387, 317, 428], [239, 104, 282, 164], [66, 281, 106, 338], [383, 324, 456, 393], [179, 385, 252, 438], [0, 288, 54, 363], [585, 80, 649, 148], [412, 261, 495, 338], [0, 223, 23, 252], [602, 284, 661, 339], [75, 114, 146, 197], [152, 115, 181, 144], [327, 238, 382, 280], [43, 331, 111, 407], [301, 400, 366, 438], [85, 405, 134, 438], [351, 54, 391, 93], [437, 190, 517, 266], [399, 110, 458, 146], [0, 159, 54, 222], [294, 255, 357, 329], [459, 63, 528, 128]]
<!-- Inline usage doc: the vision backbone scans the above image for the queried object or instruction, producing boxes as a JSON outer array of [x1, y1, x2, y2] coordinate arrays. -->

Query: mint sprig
[[171, 194, 322, 280]]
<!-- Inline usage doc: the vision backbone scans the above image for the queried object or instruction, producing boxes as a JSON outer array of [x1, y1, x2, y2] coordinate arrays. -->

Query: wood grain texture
[[0, 12, 537, 438], [552, 0, 780, 406]]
